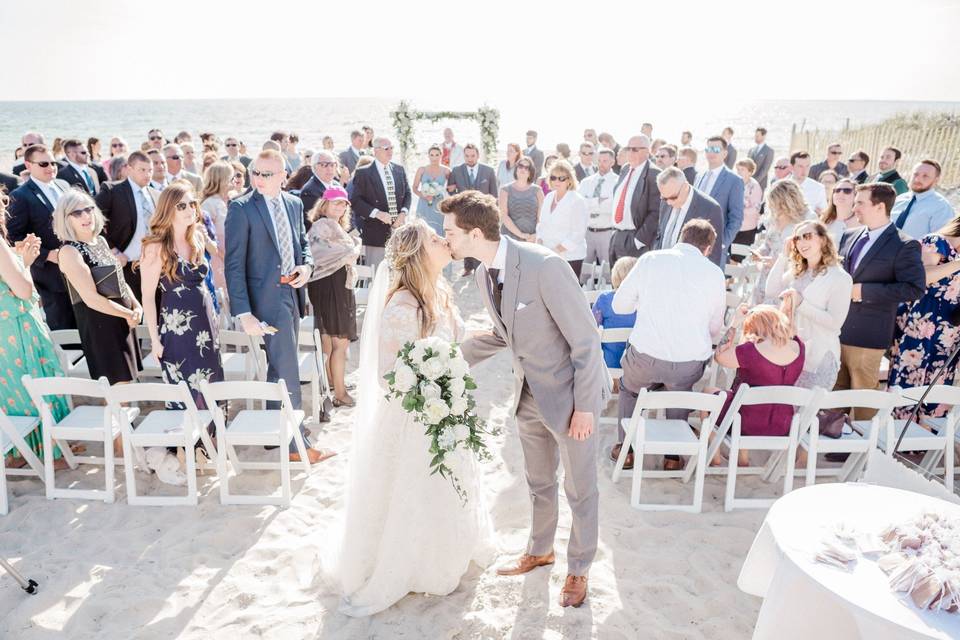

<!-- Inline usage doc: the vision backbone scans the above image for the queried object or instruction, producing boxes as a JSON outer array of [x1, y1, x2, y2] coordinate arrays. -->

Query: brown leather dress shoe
[[496, 552, 555, 576], [610, 443, 634, 470], [560, 575, 588, 607]]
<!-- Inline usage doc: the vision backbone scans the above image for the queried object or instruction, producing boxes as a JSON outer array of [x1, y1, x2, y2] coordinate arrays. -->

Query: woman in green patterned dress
[[0, 194, 69, 468]]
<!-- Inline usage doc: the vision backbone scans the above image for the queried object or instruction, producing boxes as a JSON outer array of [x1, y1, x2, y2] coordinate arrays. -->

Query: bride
[[330, 219, 495, 617]]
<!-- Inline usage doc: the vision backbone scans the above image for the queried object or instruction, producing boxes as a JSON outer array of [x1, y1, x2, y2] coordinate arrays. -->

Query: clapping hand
[[14, 234, 41, 267], [733, 303, 750, 326]]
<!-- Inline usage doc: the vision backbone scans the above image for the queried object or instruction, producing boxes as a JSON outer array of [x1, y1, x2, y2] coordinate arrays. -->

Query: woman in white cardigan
[[764, 220, 852, 389], [536, 159, 588, 277]]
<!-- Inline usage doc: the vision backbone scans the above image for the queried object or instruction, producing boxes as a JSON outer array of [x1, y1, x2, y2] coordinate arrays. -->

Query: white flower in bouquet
[[438, 428, 457, 451], [409, 342, 428, 364], [394, 363, 418, 392], [450, 396, 469, 417], [423, 397, 450, 424], [420, 355, 447, 380], [448, 376, 466, 398], [453, 423, 470, 443], [420, 336, 448, 353], [448, 356, 469, 379], [420, 380, 442, 401]]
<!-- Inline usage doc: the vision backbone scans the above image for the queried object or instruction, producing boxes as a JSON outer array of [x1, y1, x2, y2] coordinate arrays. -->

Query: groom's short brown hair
[[439, 191, 501, 241]]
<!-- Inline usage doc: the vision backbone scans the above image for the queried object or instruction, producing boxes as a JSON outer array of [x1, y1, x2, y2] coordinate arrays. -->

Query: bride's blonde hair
[[385, 219, 452, 338]]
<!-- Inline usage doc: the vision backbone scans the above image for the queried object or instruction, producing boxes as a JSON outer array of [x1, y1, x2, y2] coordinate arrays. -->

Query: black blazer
[[838, 224, 925, 349], [574, 163, 594, 182], [613, 160, 662, 252], [298, 175, 331, 229], [91, 163, 108, 185], [7, 179, 71, 293], [58, 164, 97, 195], [654, 188, 725, 266], [0, 172, 17, 194], [349, 162, 411, 248], [682, 166, 697, 185], [96, 180, 160, 254]]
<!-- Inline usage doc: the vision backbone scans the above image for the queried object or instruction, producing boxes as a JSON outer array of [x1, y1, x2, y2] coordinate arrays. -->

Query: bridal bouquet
[[383, 337, 498, 503], [419, 182, 443, 200]]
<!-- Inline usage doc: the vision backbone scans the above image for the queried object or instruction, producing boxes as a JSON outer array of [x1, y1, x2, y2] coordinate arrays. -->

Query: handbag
[[817, 409, 848, 439], [65, 264, 124, 305]]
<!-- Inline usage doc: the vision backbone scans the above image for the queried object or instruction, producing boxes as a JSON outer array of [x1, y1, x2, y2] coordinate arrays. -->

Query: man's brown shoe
[[496, 552, 555, 576], [560, 575, 588, 607], [610, 443, 634, 470]]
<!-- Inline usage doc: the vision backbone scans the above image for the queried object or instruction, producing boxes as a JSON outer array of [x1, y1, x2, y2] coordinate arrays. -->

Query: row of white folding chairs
[[609, 384, 960, 513], [3, 376, 314, 512]]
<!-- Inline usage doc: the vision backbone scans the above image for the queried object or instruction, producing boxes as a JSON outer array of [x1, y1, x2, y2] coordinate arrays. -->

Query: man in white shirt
[[608, 134, 661, 263], [146, 148, 168, 191], [163, 143, 202, 194], [578, 148, 619, 283], [789, 150, 827, 214], [610, 219, 726, 470]]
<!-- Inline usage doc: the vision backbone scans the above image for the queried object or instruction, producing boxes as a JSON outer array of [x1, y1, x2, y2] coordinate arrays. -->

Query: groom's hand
[[568, 411, 594, 441]]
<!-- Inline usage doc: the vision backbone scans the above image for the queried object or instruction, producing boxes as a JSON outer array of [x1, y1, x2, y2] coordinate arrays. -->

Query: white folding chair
[[199, 379, 311, 506], [880, 386, 959, 490], [730, 243, 753, 261], [107, 381, 215, 506], [215, 287, 233, 330], [218, 330, 267, 412], [583, 288, 610, 306], [707, 384, 818, 511], [49, 329, 89, 378], [22, 375, 139, 504], [134, 326, 165, 381], [0, 411, 45, 515], [353, 264, 375, 307], [612, 389, 726, 512], [297, 329, 329, 424], [799, 388, 901, 486]]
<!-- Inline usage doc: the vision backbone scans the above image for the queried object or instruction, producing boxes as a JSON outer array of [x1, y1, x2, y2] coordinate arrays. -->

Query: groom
[[441, 191, 607, 608]]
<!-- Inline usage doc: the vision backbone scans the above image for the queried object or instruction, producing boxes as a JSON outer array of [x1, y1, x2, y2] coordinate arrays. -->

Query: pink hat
[[322, 187, 349, 202]]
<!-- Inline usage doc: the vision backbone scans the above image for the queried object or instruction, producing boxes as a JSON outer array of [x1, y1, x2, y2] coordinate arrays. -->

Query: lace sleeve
[[378, 293, 421, 380]]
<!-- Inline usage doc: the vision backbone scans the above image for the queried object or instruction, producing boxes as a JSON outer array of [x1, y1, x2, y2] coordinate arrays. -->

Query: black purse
[[66, 264, 124, 305]]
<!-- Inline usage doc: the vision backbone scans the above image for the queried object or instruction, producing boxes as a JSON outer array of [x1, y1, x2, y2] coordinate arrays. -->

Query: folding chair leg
[[185, 442, 198, 506], [612, 418, 636, 483], [43, 424, 56, 498], [1, 458, 8, 515], [104, 429, 115, 504], [217, 424, 230, 505], [629, 444, 645, 509], [782, 442, 797, 495], [292, 427, 312, 474], [122, 432, 138, 503], [280, 440, 291, 507], [692, 447, 707, 513], [725, 435, 739, 512], [805, 441, 818, 487]]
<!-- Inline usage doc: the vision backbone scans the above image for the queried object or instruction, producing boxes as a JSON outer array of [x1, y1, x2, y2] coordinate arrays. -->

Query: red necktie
[[614, 166, 635, 225]]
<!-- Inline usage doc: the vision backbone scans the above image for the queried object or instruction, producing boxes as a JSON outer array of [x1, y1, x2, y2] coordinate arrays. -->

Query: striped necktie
[[383, 163, 398, 216], [271, 197, 295, 274]]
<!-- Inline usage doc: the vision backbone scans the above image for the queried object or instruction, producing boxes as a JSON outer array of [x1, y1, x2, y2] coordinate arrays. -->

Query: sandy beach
[[0, 269, 776, 640]]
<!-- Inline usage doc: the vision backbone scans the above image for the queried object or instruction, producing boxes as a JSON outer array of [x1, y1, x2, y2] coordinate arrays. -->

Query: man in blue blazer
[[695, 135, 744, 253], [225, 149, 331, 463], [837, 182, 924, 418]]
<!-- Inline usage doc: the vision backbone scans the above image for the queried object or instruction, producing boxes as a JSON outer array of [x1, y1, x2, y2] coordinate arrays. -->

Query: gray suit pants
[[262, 286, 311, 452], [582, 229, 613, 283], [515, 383, 598, 576]]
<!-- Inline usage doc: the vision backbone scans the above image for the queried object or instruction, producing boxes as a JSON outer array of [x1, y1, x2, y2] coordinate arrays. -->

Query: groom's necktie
[[486, 268, 503, 317]]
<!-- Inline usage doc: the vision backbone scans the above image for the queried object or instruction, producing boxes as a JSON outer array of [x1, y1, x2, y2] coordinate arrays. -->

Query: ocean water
[[1, 97, 958, 173]]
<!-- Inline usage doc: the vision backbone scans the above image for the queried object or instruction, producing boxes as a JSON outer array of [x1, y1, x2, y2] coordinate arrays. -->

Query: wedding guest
[[584, 129, 598, 146], [890, 159, 954, 239], [0, 171, 18, 194], [362, 126, 374, 150], [338, 130, 366, 176], [448, 144, 498, 276], [105, 155, 128, 182], [299, 150, 342, 226], [174, 131, 192, 144], [109, 136, 128, 158], [221, 136, 252, 171], [611, 220, 725, 470], [350, 136, 410, 269], [598, 132, 621, 172], [11, 132, 44, 177], [555, 142, 572, 162], [722, 127, 738, 168], [572, 142, 595, 182], [734, 158, 763, 248], [0, 195, 68, 468], [286, 133, 302, 171], [836, 183, 924, 418], [818, 170, 839, 204], [140, 183, 223, 404], [202, 151, 218, 173], [848, 150, 870, 184], [677, 147, 698, 185], [680, 131, 693, 146], [86, 137, 108, 184], [229, 161, 247, 193], [96, 150, 161, 301], [525, 130, 545, 177], [809, 143, 849, 181], [578, 148, 619, 281], [592, 256, 638, 376], [871, 147, 909, 194], [413, 145, 450, 236], [498, 157, 542, 242], [55, 190, 142, 384], [164, 143, 202, 195], [200, 161, 234, 290], [889, 214, 960, 419], [711, 305, 804, 466], [537, 155, 558, 195], [536, 160, 588, 277], [695, 135, 743, 251], [269, 132, 294, 174], [147, 149, 168, 191], [7, 144, 76, 331], [642, 123, 654, 138], [765, 220, 852, 389], [322, 136, 335, 152], [654, 167, 725, 266], [306, 188, 360, 407], [609, 135, 661, 263], [748, 127, 774, 190], [820, 177, 862, 246], [51, 138, 65, 161], [654, 144, 677, 170], [441, 128, 465, 169], [497, 142, 522, 188], [59, 139, 99, 196], [181, 143, 201, 175], [346, 156, 374, 200], [772, 157, 792, 184], [751, 180, 812, 303], [650, 139, 666, 157], [147, 128, 165, 150], [790, 150, 827, 214], [284, 167, 312, 192]]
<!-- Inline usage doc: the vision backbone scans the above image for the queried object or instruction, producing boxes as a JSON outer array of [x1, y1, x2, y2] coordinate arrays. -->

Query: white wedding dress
[[330, 265, 494, 617]]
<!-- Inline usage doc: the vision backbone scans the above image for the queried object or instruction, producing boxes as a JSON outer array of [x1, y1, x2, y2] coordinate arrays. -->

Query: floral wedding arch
[[390, 101, 500, 166]]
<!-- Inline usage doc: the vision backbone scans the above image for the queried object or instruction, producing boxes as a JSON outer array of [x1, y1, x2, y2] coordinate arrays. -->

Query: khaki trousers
[[835, 344, 885, 420]]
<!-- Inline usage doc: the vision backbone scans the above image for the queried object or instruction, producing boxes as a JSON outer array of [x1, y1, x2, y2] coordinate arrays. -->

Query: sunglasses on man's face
[[704, 146, 723, 154], [833, 186, 855, 194], [175, 201, 199, 211], [30, 160, 57, 168], [149, 136, 162, 141], [775, 165, 789, 171], [317, 161, 337, 168], [225, 142, 238, 147], [112, 143, 125, 148], [829, 150, 842, 155], [167, 155, 181, 161], [548, 175, 568, 182], [68, 206, 95, 218], [624, 146, 647, 152], [378, 146, 393, 151], [250, 170, 276, 178]]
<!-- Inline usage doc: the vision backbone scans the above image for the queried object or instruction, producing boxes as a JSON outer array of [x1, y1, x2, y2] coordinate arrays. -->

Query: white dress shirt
[[488, 236, 508, 283], [124, 178, 155, 260], [661, 188, 695, 249], [695, 165, 722, 195], [794, 176, 828, 212], [67, 160, 96, 191], [373, 160, 407, 215], [29, 176, 63, 207], [612, 243, 726, 362], [611, 163, 645, 231], [536, 190, 588, 261], [578, 169, 618, 229], [445, 142, 465, 168], [851, 222, 893, 272]]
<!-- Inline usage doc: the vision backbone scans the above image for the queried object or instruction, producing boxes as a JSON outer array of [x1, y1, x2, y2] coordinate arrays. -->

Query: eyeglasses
[[847, 158, 858, 164], [775, 165, 789, 170], [378, 146, 393, 151], [581, 151, 594, 156], [548, 175, 568, 182], [225, 142, 238, 147], [794, 231, 818, 241], [68, 206, 95, 218], [167, 155, 181, 160], [662, 189, 684, 202], [317, 161, 337, 168], [149, 136, 162, 141], [29, 160, 57, 168], [111, 143, 125, 148], [250, 170, 276, 178], [833, 186, 855, 194], [655, 154, 670, 160], [175, 201, 199, 211], [76, 150, 88, 156], [829, 150, 842, 155], [233, 173, 244, 180], [624, 146, 648, 152], [704, 146, 723, 154]]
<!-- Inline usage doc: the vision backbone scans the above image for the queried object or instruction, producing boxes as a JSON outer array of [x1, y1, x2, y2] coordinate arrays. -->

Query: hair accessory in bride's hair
[[384, 220, 426, 273]]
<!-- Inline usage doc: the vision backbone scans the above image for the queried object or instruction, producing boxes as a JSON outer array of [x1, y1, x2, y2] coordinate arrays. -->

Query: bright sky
[[1, 0, 959, 103]]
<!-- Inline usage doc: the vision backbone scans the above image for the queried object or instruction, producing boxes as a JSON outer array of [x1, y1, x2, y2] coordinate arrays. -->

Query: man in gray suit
[[524, 130, 545, 178], [447, 144, 498, 276], [338, 130, 366, 177], [225, 149, 333, 464], [747, 127, 774, 190], [654, 167, 725, 266], [441, 191, 606, 609]]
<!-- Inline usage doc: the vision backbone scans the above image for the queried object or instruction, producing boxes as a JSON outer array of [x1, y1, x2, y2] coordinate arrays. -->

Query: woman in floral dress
[[140, 182, 224, 406], [889, 217, 960, 419]]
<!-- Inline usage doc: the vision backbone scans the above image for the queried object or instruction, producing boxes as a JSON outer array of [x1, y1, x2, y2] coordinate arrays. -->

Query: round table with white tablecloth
[[738, 483, 960, 640]]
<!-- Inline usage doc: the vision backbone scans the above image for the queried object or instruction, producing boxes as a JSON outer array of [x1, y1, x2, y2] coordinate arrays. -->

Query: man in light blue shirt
[[890, 159, 955, 240]]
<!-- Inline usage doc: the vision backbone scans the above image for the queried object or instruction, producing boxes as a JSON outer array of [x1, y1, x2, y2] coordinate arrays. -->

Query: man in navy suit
[[7, 144, 76, 331], [837, 182, 924, 418], [298, 150, 341, 229], [695, 135, 744, 255], [349, 136, 410, 269], [225, 149, 331, 464], [58, 139, 100, 195], [653, 167, 725, 266]]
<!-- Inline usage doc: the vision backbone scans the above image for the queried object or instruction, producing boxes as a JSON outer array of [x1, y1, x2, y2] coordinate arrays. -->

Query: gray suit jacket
[[448, 163, 498, 198], [460, 238, 609, 433], [654, 188, 725, 266], [339, 147, 361, 173], [748, 143, 774, 190], [525, 145, 545, 178], [724, 142, 738, 169]]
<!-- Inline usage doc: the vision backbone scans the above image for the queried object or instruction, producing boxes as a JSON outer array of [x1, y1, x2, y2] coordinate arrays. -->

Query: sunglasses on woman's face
[[68, 206, 95, 218], [549, 175, 568, 182], [833, 186, 855, 194], [794, 231, 818, 241], [233, 173, 244, 180], [175, 201, 199, 211]]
